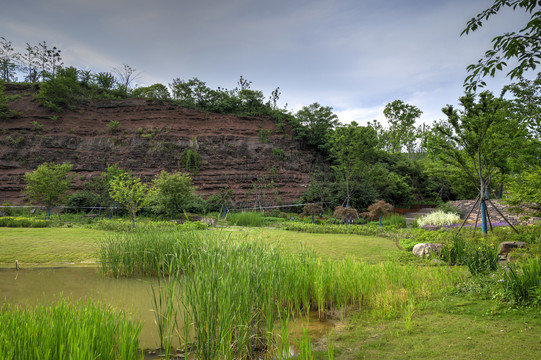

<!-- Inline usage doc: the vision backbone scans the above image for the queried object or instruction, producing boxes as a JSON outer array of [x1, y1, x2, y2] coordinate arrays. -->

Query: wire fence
[[0, 202, 323, 214]]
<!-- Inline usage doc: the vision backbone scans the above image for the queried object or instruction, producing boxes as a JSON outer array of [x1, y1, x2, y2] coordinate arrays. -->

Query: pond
[[0, 266, 336, 356], [0, 266, 161, 349]]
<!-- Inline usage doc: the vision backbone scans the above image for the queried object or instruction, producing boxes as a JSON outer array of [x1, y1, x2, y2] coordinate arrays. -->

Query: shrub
[[439, 235, 498, 275], [0, 216, 50, 228], [1, 201, 13, 216], [437, 202, 461, 216], [333, 206, 359, 223], [64, 191, 99, 213], [417, 210, 460, 228], [107, 120, 120, 134], [367, 200, 393, 223], [181, 148, 202, 175]]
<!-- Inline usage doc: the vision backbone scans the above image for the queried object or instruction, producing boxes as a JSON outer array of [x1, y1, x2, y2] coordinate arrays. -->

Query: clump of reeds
[[0, 298, 142, 360], [100, 229, 466, 359], [228, 211, 266, 227]]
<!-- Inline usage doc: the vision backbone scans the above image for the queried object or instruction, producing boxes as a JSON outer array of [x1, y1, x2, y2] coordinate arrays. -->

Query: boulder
[[499, 241, 527, 261], [412, 243, 444, 258]]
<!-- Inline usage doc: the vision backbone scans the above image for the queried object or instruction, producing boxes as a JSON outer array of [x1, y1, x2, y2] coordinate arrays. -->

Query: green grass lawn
[[0, 227, 106, 265], [319, 296, 541, 360], [0, 227, 399, 265], [1, 225, 539, 360], [221, 228, 401, 261]]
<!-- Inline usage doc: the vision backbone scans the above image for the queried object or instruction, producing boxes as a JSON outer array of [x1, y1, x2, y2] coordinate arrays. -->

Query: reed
[[228, 211, 266, 227], [100, 229, 466, 359], [0, 298, 142, 360], [503, 256, 541, 305]]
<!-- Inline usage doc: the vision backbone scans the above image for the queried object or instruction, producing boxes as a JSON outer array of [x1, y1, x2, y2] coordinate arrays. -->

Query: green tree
[[109, 173, 154, 227], [38, 66, 82, 111], [426, 92, 525, 233], [382, 100, 423, 155], [294, 102, 339, 154], [83, 164, 127, 212], [17, 43, 39, 83], [462, 0, 541, 91], [24, 162, 73, 219], [131, 83, 171, 100], [329, 122, 378, 207], [152, 171, 196, 219], [0, 37, 17, 82], [505, 72, 541, 143], [504, 165, 541, 217], [169, 77, 211, 106]]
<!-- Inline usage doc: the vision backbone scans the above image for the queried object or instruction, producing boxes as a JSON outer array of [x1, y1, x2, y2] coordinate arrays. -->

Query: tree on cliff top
[[24, 162, 73, 219]]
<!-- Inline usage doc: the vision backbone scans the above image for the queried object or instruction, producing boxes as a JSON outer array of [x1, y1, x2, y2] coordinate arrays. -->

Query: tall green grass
[[382, 214, 407, 228], [440, 235, 499, 275], [503, 256, 541, 305], [228, 211, 266, 227], [0, 298, 142, 360], [100, 229, 466, 359]]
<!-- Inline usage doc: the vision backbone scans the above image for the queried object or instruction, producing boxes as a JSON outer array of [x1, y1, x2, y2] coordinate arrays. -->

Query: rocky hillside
[[0, 84, 325, 207]]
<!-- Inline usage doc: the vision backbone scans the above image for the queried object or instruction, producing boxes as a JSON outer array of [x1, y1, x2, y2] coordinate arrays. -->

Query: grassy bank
[[324, 296, 541, 360], [0, 227, 106, 264]]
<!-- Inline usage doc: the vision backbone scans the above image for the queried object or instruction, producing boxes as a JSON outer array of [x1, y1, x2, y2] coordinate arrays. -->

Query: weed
[[107, 120, 120, 134]]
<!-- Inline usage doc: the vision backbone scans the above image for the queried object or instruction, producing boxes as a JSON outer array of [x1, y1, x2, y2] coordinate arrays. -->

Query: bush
[[0, 216, 50, 228], [1, 202, 13, 216], [437, 202, 461, 216], [64, 191, 100, 213], [417, 210, 460, 228]]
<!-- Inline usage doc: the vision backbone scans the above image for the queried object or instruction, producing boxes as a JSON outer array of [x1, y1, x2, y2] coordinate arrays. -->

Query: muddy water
[[0, 266, 336, 355], [0, 266, 162, 349]]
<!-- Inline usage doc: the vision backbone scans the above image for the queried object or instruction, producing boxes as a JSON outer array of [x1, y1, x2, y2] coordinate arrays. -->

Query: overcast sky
[[1, 0, 532, 126]]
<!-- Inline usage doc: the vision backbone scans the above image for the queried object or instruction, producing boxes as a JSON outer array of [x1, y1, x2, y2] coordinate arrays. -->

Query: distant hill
[[0, 84, 325, 208]]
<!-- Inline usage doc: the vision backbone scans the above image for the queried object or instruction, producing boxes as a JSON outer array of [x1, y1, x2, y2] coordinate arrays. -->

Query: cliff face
[[0, 85, 324, 207]]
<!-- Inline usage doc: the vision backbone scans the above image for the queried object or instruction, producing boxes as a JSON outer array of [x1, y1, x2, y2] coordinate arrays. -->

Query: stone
[[498, 241, 527, 258], [412, 243, 444, 257]]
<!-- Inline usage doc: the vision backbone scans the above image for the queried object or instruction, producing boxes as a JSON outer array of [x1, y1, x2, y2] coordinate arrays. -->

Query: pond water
[[0, 266, 336, 355], [0, 266, 161, 349]]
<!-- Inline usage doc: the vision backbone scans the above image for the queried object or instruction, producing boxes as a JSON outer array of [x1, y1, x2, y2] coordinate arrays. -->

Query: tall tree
[[382, 100, 423, 155], [17, 43, 39, 83], [329, 122, 378, 207], [24, 162, 73, 219], [462, 0, 541, 91], [294, 102, 339, 154], [0, 37, 17, 82], [427, 91, 525, 233], [113, 64, 140, 90]]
